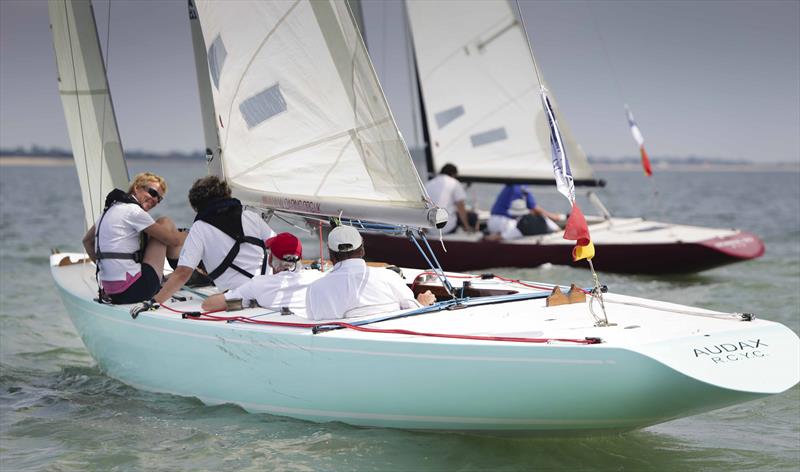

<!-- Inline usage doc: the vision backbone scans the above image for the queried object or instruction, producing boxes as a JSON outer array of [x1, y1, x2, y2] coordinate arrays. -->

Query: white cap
[[508, 198, 530, 217], [328, 225, 363, 252]]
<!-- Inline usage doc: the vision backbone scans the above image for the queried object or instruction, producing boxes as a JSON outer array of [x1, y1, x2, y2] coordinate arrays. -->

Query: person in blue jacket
[[485, 185, 564, 240]]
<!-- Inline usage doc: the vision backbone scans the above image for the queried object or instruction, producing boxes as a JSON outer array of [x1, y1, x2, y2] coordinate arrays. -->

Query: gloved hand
[[130, 298, 159, 319]]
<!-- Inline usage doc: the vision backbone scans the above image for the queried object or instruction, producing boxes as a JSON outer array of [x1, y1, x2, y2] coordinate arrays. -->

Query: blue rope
[[313, 287, 585, 332]]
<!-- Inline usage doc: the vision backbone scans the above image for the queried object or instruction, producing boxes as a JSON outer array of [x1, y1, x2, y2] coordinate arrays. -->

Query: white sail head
[[405, 0, 596, 185], [194, 0, 443, 228], [48, 0, 129, 229]]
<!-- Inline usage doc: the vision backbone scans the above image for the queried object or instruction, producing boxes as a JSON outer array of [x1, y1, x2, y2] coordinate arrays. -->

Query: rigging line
[[401, 0, 421, 148], [604, 299, 748, 321], [585, 2, 667, 228], [585, 1, 625, 103], [97, 0, 113, 220], [61, 0, 94, 228], [512, 0, 545, 91], [408, 230, 455, 297], [268, 210, 317, 235], [418, 231, 449, 285]]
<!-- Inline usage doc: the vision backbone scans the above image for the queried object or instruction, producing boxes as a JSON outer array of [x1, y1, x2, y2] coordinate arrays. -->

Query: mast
[[48, 0, 129, 229], [187, 0, 223, 178]]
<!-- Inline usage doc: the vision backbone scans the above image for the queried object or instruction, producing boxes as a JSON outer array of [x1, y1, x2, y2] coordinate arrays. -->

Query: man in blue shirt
[[486, 185, 564, 240]]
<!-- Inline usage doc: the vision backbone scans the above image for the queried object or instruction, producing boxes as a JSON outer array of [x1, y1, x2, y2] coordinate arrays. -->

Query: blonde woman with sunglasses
[[82, 172, 186, 304]]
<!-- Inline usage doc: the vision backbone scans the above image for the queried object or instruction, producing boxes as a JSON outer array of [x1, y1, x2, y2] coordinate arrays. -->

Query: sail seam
[[58, 89, 110, 95], [227, 118, 391, 181], [221, 0, 301, 148]]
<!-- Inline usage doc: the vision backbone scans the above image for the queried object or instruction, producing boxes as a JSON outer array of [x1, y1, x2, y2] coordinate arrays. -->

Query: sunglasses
[[146, 187, 163, 203]]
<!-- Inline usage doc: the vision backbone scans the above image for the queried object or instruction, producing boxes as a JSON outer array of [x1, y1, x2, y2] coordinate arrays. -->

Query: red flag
[[563, 204, 594, 261], [639, 146, 653, 177], [563, 203, 590, 246]]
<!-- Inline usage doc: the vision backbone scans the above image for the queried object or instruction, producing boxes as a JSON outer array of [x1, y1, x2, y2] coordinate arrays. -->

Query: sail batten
[[195, 0, 439, 228], [405, 0, 597, 186]]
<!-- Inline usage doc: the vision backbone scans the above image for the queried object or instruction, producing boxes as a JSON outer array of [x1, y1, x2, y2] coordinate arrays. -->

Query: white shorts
[[487, 215, 523, 240]]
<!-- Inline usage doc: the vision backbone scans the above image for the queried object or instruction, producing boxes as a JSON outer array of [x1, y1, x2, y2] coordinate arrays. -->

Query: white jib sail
[[405, 0, 595, 184], [48, 0, 129, 230], [194, 0, 442, 228]]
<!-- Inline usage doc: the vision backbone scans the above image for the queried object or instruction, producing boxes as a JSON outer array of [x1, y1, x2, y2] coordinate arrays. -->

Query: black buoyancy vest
[[194, 198, 266, 280], [95, 189, 147, 263]]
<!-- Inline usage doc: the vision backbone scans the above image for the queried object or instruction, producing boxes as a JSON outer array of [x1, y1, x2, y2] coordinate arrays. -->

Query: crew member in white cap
[[306, 225, 436, 320], [201, 232, 322, 316]]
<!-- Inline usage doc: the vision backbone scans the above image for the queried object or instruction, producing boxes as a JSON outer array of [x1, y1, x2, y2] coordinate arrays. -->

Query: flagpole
[[515, 0, 608, 320]]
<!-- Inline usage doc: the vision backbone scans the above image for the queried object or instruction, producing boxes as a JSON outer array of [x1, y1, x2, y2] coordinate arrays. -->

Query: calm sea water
[[1, 160, 798, 471]]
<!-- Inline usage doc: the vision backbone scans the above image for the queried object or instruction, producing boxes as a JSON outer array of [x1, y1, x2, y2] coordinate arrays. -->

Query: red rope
[[310, 322, 600, 344], [160, 303, 225, 316], [156, 306, 598, 345]]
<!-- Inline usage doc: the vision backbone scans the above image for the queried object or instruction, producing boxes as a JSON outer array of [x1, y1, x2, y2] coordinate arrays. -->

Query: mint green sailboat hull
[[54, 259, 795, 432]]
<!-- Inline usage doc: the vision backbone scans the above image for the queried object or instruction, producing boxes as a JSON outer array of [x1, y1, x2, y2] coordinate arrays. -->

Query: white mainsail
[[48, 0, 129, 229], [193, 0, 443, 228], [405, 0, 596, 185]]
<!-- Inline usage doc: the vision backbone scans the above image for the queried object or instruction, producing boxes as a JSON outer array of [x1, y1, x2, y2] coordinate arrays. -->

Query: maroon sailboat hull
[[362, 231, 765, 274]]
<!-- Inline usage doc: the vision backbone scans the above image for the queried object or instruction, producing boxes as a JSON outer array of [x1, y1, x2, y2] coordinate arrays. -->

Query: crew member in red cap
[[201, 232, 323, 315]]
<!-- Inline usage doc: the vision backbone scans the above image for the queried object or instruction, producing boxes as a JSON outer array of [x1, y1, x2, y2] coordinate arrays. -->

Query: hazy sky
[[1, 0, 798, 163]]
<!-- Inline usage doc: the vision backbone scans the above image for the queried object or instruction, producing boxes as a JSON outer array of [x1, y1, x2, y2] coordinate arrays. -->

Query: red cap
[[266, 232, 303, 261]]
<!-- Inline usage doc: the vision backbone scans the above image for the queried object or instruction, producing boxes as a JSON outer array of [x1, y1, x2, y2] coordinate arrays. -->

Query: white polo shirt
[[224, 269, 323, 317], [178, 210, 275, 291], [425, 174, 466, 233], [95, 201, 155, 283], [306, 258, 420, 321]]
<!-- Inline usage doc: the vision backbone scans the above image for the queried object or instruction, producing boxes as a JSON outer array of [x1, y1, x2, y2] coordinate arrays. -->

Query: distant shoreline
[[1, 155, 798, 172], [591, 162, 800, 173], [0, 156, 75, 167]]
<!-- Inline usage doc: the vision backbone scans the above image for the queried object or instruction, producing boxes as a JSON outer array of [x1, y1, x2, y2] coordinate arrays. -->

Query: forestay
[[194, 0, 442, 228], [48, 0, 129, 229], [405, 0, 596, 185]]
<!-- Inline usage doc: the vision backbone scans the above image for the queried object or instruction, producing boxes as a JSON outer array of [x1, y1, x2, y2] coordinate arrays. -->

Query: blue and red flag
[[540, 90, 594, 261]]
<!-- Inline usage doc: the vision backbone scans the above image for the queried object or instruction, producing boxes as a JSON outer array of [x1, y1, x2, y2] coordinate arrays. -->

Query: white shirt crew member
[[95, 200, 155, 287], [306, 259, 420, 321], [425, 174, 467, 234], [224, 269, 323, 317], [178, 210, 275, 291]]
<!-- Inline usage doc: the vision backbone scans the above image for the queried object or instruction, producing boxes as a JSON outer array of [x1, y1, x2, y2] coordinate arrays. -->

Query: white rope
[[605, 299, 750, 321]]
